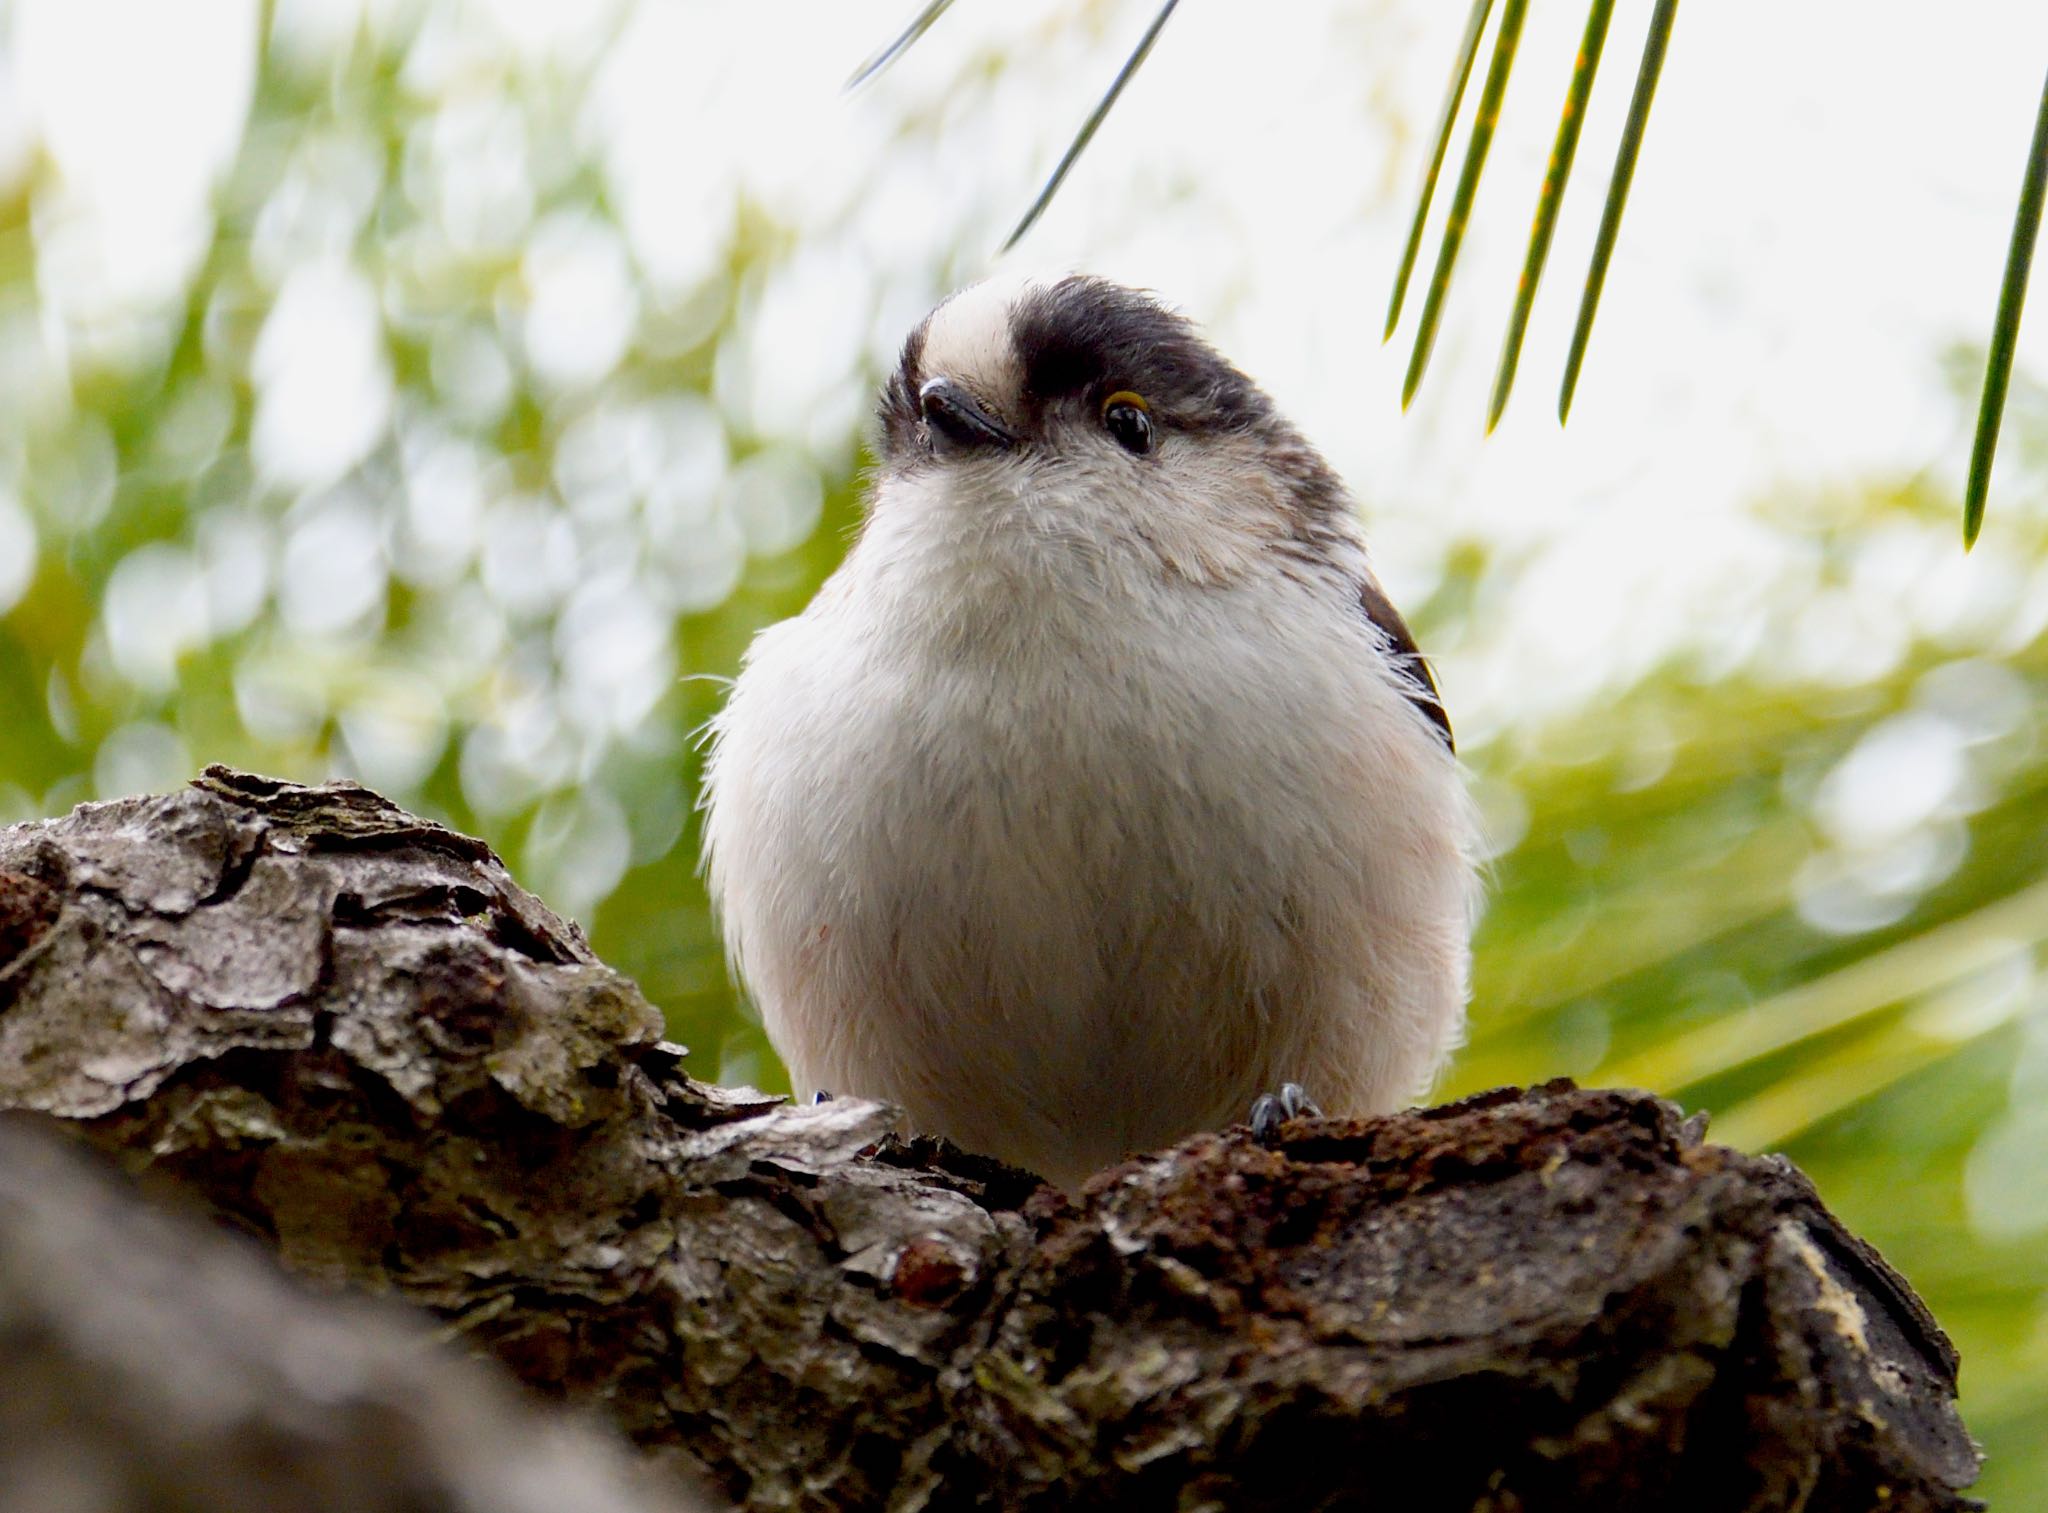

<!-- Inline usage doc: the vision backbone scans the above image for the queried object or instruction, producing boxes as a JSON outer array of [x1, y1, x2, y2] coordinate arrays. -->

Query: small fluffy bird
[[703, 276, 1476, 1188]]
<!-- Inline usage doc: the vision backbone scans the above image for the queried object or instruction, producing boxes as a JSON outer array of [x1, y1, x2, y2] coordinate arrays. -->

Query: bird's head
[[872, 276, 1349, 574]]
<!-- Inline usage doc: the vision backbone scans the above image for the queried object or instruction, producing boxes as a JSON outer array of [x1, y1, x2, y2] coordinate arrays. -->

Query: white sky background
[[5, 0, 2048, 745]]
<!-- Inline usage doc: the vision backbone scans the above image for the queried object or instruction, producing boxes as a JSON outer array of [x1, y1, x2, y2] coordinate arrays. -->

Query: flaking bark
[[0, 768, 1982, 1511]]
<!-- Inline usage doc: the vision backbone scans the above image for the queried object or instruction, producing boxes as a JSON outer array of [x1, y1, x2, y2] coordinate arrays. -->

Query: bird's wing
[[1358, 578, 1453, 754]]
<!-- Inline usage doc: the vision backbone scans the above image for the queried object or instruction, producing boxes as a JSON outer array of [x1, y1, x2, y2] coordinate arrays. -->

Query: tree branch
[[0, 1113, 717, 1512], [0, 768, 1982, 1510]]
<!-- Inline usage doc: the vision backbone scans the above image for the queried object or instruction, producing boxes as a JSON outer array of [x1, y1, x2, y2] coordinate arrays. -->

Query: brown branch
[[0, 768, 1983, 1511], [0, 1114, 718, 1512]]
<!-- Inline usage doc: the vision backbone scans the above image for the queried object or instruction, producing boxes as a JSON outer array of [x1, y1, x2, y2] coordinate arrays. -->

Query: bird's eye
[[1100, 391, 1153, 455]]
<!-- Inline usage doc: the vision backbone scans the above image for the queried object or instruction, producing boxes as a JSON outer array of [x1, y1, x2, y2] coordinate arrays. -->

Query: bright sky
[[5, 0, 2048, 747]]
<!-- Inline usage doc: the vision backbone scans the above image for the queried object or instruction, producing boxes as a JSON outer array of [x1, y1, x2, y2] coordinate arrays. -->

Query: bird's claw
[[1249, 1081, 1321, 1144]]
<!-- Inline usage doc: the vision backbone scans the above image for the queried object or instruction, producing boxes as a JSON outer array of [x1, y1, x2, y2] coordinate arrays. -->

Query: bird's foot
[[1249, 1081, 1321, 1144]]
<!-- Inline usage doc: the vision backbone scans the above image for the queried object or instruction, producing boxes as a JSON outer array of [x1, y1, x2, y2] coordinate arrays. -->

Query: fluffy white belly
[[703, 552, 1472, 1188]]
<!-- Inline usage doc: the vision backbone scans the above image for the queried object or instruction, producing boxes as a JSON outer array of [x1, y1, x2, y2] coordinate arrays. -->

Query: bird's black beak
[[919, 377, 1018, 454]]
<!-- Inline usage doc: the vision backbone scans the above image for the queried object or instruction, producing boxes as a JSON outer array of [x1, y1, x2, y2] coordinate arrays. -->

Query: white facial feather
[[914, 271, 1043, 411], [701, 277, 1477, 1189]]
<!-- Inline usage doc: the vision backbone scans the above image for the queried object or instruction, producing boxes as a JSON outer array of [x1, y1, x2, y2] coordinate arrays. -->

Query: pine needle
[[1488, 0, 1615, 431], [1558, 0, 1679, 424], [1963, 62, 2048, 549]]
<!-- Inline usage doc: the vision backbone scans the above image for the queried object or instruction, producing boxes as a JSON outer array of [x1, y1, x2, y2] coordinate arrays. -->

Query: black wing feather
[[1359, 580, 1453, 753]]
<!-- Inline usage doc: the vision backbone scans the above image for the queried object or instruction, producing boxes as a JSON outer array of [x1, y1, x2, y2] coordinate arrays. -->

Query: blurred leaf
[[1707, 1003, 2028, 1153], [1386, 0, 1495, 342], [1488, 0, 1614, 431], [1601, 873, 2048, 1098], [1559, 0, 1679, 423], [1964, 62, 2048, 548], [1001, 0, 1183, 253], [1401, 0, 1528, 408]]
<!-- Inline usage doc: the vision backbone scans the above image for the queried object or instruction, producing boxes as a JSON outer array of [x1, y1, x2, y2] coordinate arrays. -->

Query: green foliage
[[1, 6, 2044, 1503], [1440, 473, 2048, 1498]]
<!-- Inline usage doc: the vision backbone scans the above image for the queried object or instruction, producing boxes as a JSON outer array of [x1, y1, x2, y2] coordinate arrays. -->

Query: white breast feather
[[703, 449, 1476, 1188]]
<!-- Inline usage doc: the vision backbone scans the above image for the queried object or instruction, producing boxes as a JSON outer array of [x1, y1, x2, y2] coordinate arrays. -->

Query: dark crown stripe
[[1008, 276, 1272, 433]]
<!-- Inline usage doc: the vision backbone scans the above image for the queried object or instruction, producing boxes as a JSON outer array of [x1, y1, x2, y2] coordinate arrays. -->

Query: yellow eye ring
[[1100, 390, 1149, 417]]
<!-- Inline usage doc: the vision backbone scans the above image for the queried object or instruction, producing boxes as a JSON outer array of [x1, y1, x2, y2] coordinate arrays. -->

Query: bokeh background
[[3, 0, 2046, 1498]]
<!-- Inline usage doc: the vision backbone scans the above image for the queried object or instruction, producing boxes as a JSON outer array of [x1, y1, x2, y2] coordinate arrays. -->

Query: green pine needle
[[1487, 0, 1614, 432], [1000, 0, 1183, 254], [1386, 0, 1497, 342], [1963, 63, 2048, 550], [1401, 0, 1528, 409], [1559, 0, 1679, 425]]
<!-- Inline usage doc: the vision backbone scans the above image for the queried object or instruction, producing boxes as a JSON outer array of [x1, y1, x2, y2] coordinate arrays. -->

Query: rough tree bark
[[0, 1115, 717, 1513], [0, 768, 1983, 1512]]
